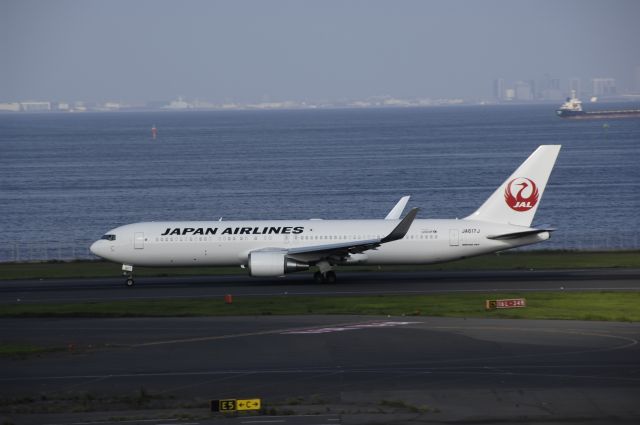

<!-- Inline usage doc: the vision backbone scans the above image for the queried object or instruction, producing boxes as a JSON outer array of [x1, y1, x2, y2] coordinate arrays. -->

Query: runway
[[1, 315, 640, 424], [1, 268, 640, 304]]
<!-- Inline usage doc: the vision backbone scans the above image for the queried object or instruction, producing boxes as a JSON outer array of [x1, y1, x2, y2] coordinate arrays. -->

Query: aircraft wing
[[287, 208, 419, 262]]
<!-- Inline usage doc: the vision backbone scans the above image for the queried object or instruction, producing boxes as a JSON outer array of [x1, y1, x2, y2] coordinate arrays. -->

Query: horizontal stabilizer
[[486, 228, 555, 240]]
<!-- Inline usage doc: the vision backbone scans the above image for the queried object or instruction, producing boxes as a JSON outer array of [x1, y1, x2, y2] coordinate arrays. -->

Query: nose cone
[[90, 240, 107, 259]]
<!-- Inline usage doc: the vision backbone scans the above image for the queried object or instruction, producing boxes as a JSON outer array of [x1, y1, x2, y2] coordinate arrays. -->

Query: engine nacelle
[[342, 253, 368, 264], [248, 251, 309, 277]]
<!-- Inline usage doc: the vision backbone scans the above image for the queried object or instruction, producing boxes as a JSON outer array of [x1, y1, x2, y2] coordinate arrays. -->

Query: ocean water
[[1, 105, 639, 262]]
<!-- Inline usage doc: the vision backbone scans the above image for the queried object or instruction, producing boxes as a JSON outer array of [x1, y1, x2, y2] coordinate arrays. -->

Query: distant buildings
[[569, 78, 581, 97], [3, 69, 639, 113], [163, 97, 191, 110], [540, 75, 563, 101], [0, 95, 468, 113], [0, 101, 86, 112], [493, 78, 505, 101], [20, 101, 51, 112], [0, 103, 20, 112], [514, 81, 533, 101], [504, 88, 515, 101], [493, 74, 626, 102], [493, 79, 535, 101], [591, 78, 617, 97]]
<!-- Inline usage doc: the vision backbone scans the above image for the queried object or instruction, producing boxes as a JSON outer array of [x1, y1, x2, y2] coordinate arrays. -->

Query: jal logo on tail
[[504, 177, 539, 211]]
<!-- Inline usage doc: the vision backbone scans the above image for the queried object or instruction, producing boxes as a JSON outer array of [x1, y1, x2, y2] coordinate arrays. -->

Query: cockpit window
[[101, 234, 116, 241]]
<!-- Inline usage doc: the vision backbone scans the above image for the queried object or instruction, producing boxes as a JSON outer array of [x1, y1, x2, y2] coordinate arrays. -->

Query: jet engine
[[248, 251, 309, 277]]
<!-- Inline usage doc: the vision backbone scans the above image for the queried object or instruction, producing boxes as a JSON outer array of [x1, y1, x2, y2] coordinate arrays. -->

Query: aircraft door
[[134, 232, 145, 249], [449, 229, 459, 247]]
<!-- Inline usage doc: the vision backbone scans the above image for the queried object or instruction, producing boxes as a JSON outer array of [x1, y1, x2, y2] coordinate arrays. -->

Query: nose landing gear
[[122, 264, 134, 287]]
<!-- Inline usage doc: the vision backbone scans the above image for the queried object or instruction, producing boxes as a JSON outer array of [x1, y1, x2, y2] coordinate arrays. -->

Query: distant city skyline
[[2, 0, 639, 103], [5, 69, 640, 114], [491, 73, 640, 102]]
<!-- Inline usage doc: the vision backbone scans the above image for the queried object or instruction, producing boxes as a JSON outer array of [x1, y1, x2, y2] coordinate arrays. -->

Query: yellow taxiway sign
[[211, 398, 261, 412]]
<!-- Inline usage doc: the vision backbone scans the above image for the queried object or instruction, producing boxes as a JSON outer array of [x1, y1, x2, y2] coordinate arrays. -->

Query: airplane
[[90, 145, 561, 286]]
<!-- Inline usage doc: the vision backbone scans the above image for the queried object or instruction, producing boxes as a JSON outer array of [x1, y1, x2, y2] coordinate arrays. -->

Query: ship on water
[[556, 91, 640, 119]]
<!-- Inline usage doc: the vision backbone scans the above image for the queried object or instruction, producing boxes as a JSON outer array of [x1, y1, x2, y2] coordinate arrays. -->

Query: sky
[[1, 0, 639, 103]]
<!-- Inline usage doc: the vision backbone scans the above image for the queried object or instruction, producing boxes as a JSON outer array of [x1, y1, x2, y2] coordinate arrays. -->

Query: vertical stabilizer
[[465, 145, 561, 227]]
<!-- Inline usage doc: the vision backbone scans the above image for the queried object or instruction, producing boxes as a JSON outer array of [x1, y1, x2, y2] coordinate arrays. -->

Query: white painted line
[[133, 319, 396, 347], [44, 419, 198, 425], [254, 415, 339, 418], [157, 423, 199, 425], [282, 321, 419, 334]]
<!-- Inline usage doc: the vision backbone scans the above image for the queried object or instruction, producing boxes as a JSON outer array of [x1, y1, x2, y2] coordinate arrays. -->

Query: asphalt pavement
[[1, 268, 639, 304], [1, 269, 640, 424], [1, 315, 639, 424]]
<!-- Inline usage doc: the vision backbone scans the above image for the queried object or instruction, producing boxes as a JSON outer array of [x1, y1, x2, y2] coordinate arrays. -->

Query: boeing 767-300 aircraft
[[90, 145, 560, 285]]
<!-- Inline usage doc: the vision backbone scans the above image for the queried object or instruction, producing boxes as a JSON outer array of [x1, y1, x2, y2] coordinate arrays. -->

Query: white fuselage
[[90, 218, 549, 268]]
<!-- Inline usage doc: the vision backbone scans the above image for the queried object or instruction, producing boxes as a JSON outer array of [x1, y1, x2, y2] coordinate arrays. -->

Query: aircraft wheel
[[126, 278, 134, 287], [325, 271, 337, 283], [313, 271, 324, 284]]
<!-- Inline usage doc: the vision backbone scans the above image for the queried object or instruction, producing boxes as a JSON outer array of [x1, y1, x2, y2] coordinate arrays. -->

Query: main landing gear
[[122, 264, 134, 287], [313, 270, 337, 284], [313, 260, 337, 283]]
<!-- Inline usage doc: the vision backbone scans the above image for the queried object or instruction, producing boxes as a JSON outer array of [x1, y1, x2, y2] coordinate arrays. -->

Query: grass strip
[[1, 250, 640, 280], [2, 291, 639, 322], [0, 343, 64, 358]]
